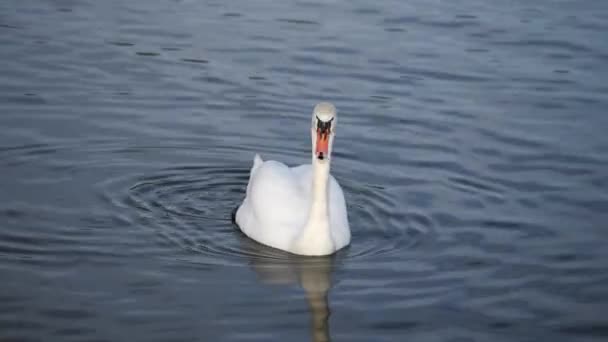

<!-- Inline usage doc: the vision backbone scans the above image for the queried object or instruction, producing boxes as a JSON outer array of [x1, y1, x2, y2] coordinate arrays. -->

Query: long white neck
[[292, 158, 334, 256]]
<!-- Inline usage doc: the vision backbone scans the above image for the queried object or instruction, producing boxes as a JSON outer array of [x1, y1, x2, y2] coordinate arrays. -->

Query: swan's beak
[[315, 116, 333, 160], [315, 130, 329, 160]]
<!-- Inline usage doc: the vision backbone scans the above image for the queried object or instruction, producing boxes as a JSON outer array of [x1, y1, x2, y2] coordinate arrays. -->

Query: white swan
[[235, 102, 351, 256]]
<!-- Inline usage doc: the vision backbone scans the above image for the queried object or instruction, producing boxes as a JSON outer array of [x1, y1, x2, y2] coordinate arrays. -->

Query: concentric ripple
[[99, 161, 431, 266], [0, 140, 432, 268]]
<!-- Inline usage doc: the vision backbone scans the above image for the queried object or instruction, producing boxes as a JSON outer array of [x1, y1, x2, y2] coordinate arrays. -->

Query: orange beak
[[315, 130, 329, 160]]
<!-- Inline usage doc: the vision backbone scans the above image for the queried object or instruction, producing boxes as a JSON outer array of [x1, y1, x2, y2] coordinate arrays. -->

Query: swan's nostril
[[318, 153, 324, 160]]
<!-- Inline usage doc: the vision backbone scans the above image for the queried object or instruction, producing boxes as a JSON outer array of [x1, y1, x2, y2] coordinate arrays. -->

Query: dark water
[[1, 0, 608, 341]]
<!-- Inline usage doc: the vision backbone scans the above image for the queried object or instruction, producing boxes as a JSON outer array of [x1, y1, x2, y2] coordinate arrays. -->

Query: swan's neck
[[293, 159, 334, 255], [309, 159, 330, 225]]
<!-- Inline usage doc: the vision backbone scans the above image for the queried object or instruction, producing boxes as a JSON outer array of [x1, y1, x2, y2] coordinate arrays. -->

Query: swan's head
[[311, 102, 337, 163]]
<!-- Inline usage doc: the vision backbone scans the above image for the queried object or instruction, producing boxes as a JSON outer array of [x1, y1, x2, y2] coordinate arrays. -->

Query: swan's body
[[236, 156, 350, 254], [235, 102, 351, 256]]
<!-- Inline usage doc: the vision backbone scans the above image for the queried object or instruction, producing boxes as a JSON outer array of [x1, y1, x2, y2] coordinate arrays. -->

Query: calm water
[[1, 0, 608, 341]]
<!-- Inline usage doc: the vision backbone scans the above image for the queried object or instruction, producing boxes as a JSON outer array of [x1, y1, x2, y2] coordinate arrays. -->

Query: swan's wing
[[253, 153, 263, 171], [246, 154, 264, 196], [329, 175, 351, 249], [290, 164, 313, 197], [248, 160, 308, 230], [237, 157, 312, 251]]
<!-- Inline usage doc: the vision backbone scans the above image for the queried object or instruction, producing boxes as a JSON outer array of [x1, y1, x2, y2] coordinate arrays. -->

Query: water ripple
[[97, 161, 430, 266]]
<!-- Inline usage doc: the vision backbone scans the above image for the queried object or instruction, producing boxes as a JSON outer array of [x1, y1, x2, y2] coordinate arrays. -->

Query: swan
[[235, 102, 351, 256]]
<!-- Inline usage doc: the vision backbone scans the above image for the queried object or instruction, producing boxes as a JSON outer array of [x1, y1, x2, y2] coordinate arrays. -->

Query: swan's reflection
[[239, 236, 335, 342]]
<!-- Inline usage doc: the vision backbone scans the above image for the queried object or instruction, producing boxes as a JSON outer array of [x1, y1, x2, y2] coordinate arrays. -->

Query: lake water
[[1, 0, 608, 341]]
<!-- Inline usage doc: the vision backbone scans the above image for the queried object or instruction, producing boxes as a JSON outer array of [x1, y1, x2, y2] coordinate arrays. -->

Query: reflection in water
[[241, 233, 334, 342]]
